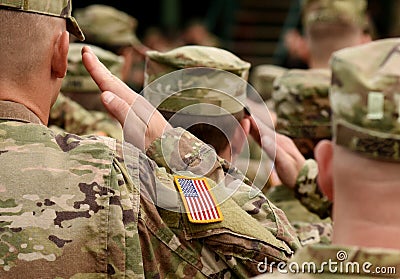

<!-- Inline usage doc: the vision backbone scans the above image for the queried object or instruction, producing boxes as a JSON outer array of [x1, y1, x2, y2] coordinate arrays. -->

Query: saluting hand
[[81, 45, 172, 151]]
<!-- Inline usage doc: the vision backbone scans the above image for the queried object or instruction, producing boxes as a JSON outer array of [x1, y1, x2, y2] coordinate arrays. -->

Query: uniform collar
[[0, 101, 42, 124]]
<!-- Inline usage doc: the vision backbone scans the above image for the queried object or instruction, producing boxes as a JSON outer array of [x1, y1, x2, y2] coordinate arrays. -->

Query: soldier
[[255, 37, 400, 278], [272, 68, 332, 159], [49, 43, 124, 140], [267, 69, 334, 245], [250, 64, 287, 102], [0, 1, 301, 277], [302, 0, 372, 69], [74, 4, 148, 91], [143, 45, 277, 191]]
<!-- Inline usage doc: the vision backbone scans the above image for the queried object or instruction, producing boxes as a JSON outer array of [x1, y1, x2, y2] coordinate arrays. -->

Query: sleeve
[[145, 127, 301, 252], [294, 159, 332, 219]]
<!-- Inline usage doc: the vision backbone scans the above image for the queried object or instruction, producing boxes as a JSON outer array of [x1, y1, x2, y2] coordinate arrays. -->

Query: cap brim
[[67, 17, 85, 41]]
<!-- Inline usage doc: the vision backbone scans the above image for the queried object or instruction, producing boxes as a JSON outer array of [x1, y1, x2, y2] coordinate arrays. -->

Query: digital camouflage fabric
[[74, 4, 140, 47], [272, 68, 332, 140], [0, 0, 84, 40], [294, 159, 332, 219], [255, 38, 400, 279], [0, 101, 301, 278], [250, 64, 287, 101], [269, 69, 333, 243], [330, 38, 400, 162], [0, 101, 143, 278], [49, 93, 123, 141], [144, 45, 250, 116]]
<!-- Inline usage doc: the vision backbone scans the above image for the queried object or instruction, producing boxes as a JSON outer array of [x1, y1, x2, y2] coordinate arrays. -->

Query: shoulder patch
[[174, 176, 223, 224]]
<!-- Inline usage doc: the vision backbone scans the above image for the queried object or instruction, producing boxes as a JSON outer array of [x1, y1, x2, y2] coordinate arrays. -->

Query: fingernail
[[103, 92, 115, 104]]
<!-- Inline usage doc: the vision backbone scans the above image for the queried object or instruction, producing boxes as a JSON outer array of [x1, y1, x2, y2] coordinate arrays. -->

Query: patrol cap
[[302, 0, 368, 30], [330, 38, 400, 162], [62, 43, 124, 93], [0, 0, 84, 41], [74, 4, 140, 47], [144, 45, 251, 116], [272, 68, 331, 139], [250, 64, 287, 101]]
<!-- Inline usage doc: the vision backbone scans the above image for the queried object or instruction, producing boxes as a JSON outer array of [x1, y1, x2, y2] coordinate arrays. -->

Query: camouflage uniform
[[0, 102, 300, 278], [49, 43, 124, 140], [250, 64, 287, 102], [286, 0, 371, 221], [246, 64, 287, 190], [0, 2, 301, 277], [268, 69, 333, 245], [254, 38, 400, 279], [74, 4, 146, 92], [144, 45, 276, 191]]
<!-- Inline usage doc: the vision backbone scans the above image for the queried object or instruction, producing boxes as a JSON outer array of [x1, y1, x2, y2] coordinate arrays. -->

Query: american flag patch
[[174, 176, 223, 223]]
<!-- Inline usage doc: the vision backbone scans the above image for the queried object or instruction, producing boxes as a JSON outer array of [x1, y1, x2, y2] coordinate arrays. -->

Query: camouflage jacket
[[0, 101, 300, 278], [254, 245, 400, 278], [295, 159, 333, 219], [266, 185, 333, 246], [49, 93, 123, 140]]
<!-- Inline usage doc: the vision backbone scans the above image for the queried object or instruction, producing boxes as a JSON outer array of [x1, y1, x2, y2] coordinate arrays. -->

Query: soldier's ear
[[52, 31, 70, 78], [315, 140, 334, 201]]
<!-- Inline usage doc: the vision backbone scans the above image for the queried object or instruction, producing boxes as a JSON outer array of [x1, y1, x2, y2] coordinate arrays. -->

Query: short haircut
[[0, 10, 65, 83], [305, 21, 364, 66]]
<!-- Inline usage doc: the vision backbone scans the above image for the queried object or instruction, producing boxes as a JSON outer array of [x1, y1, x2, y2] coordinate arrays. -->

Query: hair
[[0, 10, 65, 84], [305, 21, 364, 67], [161, 110, 245, 154]]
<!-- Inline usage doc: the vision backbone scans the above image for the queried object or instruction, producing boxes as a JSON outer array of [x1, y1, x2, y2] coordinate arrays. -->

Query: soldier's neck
[[0, 81, 60, 126], [332, 185, 400, 250]]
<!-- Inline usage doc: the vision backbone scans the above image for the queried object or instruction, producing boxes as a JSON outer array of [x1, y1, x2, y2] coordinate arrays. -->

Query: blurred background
[[73, 0, 400, 68]]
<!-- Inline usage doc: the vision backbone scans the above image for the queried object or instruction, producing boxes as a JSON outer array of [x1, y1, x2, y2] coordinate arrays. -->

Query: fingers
[[101, 91, 131, 126], [81, 45, 136, 105], [102, 91, 148, 150]]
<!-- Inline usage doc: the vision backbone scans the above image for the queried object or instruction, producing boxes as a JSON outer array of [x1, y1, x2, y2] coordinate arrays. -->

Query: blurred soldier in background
[[247, 0, 371, 221], [74, 4, 148, 91], [144, 45, 275, 191], [272, 69, 332, 159], [250, 64, 287, 103], [256, 38, 400, 279], [277, 0, 372, 69], [266, 69, 334, 245], [49, 43, 124, 140], [302, 0, 372, 68]]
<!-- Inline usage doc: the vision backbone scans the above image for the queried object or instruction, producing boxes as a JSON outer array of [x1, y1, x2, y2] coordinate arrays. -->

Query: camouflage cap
[[272, 68, 332, 139], [61, 43, 124, 93], [302, 0, 368, 30], [330, 38, 400, 162], [144, 45, 251, 116], [0, 0, 84, 41], [74, 4, 140, 47], [250, 64, 287, 101]]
